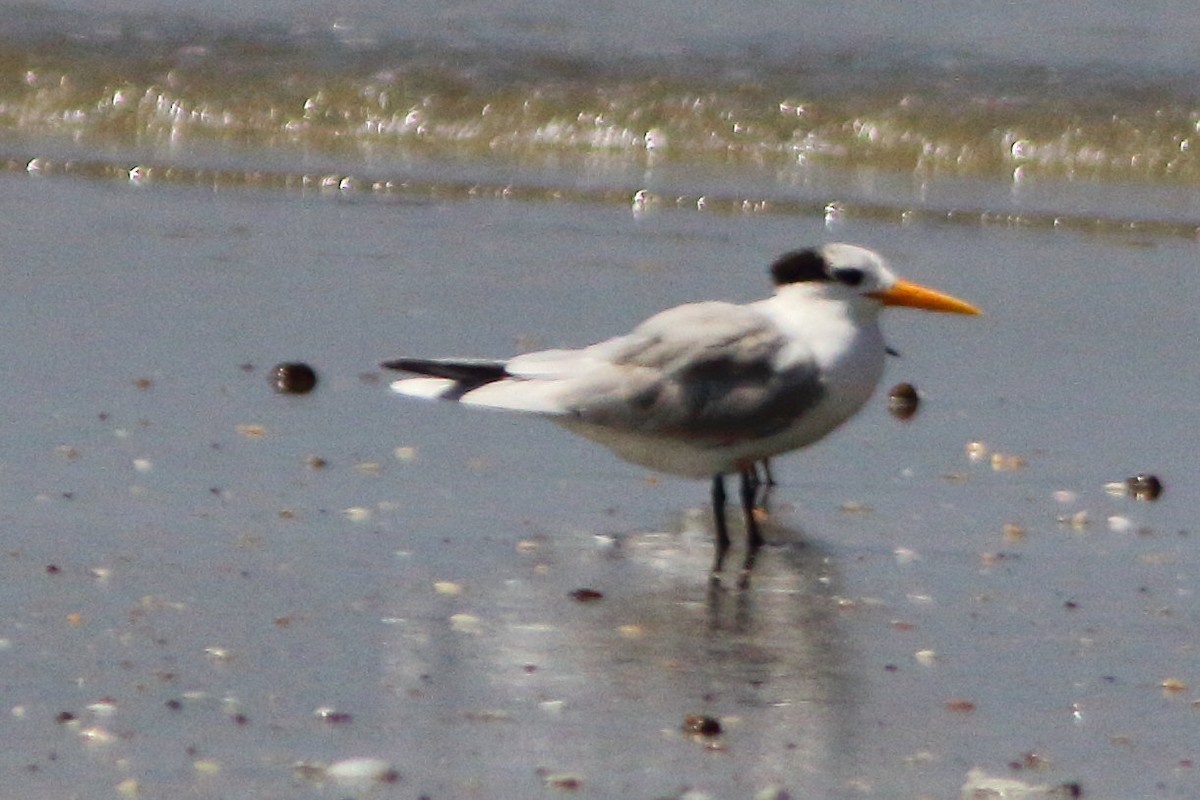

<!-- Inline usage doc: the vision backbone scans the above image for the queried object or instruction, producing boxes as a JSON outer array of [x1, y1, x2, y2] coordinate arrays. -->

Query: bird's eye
[[834, 268, 864, 286]]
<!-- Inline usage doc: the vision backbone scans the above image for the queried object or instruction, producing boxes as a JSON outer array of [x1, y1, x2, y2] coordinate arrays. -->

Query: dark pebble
[[1126, 474, 1163, 501], [271, 363, 318, 394], [887, 382, 920, 421], [682, 714, 722, 736]]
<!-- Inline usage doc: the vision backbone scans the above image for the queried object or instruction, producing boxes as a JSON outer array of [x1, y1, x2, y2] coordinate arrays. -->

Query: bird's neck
[[761, 285, 883, 365]]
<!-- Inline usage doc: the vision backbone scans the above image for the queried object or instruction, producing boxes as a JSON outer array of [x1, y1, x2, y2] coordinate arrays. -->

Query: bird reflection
[[382, 516, 860, 797]]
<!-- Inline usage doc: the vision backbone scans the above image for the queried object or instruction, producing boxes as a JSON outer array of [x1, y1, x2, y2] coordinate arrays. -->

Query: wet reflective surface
[[0, 171, 1195, 797]]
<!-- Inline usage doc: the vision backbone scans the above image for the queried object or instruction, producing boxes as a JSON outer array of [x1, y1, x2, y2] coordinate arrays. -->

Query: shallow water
[[7, 1, 1200, 198]]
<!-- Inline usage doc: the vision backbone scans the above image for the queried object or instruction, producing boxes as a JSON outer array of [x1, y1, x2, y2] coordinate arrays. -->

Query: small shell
[[325, 757, 400, 785]]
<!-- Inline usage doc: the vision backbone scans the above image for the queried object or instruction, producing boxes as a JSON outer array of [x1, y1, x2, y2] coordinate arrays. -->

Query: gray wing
[[556, 301, 825, 442]]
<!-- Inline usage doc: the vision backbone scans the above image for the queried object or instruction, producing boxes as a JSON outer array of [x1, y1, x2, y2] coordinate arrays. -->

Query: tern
[[383, 244, 979, 585]]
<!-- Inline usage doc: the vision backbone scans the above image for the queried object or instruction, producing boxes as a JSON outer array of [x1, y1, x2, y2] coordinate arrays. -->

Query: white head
[[769, 243, 980, 316]]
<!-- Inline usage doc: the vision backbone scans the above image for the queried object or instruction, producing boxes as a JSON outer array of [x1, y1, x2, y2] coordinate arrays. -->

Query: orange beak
[[869, 279, 981, 315]]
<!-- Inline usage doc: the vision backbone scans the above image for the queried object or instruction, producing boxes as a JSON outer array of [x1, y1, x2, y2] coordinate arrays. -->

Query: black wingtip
[[380, 357, 510, 386], [381, 358, 421, 372]]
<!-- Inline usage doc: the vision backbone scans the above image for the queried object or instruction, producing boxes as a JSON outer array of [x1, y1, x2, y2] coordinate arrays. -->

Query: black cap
[[769, 249, 831, 286]]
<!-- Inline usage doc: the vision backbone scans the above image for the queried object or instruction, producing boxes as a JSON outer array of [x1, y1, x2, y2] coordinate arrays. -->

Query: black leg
[[749, 460, 776, 510], [738, 468, 764, 587], [761, 459, 777, 487], [710, 474, 730, 578]]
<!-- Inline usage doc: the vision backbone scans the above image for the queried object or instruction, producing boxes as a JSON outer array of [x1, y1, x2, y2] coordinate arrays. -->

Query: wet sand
[[0, 170, 1196, 798]]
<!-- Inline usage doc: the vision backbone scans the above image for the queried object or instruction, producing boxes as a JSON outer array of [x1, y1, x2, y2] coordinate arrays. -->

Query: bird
[[383, 243, 980, 586]]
